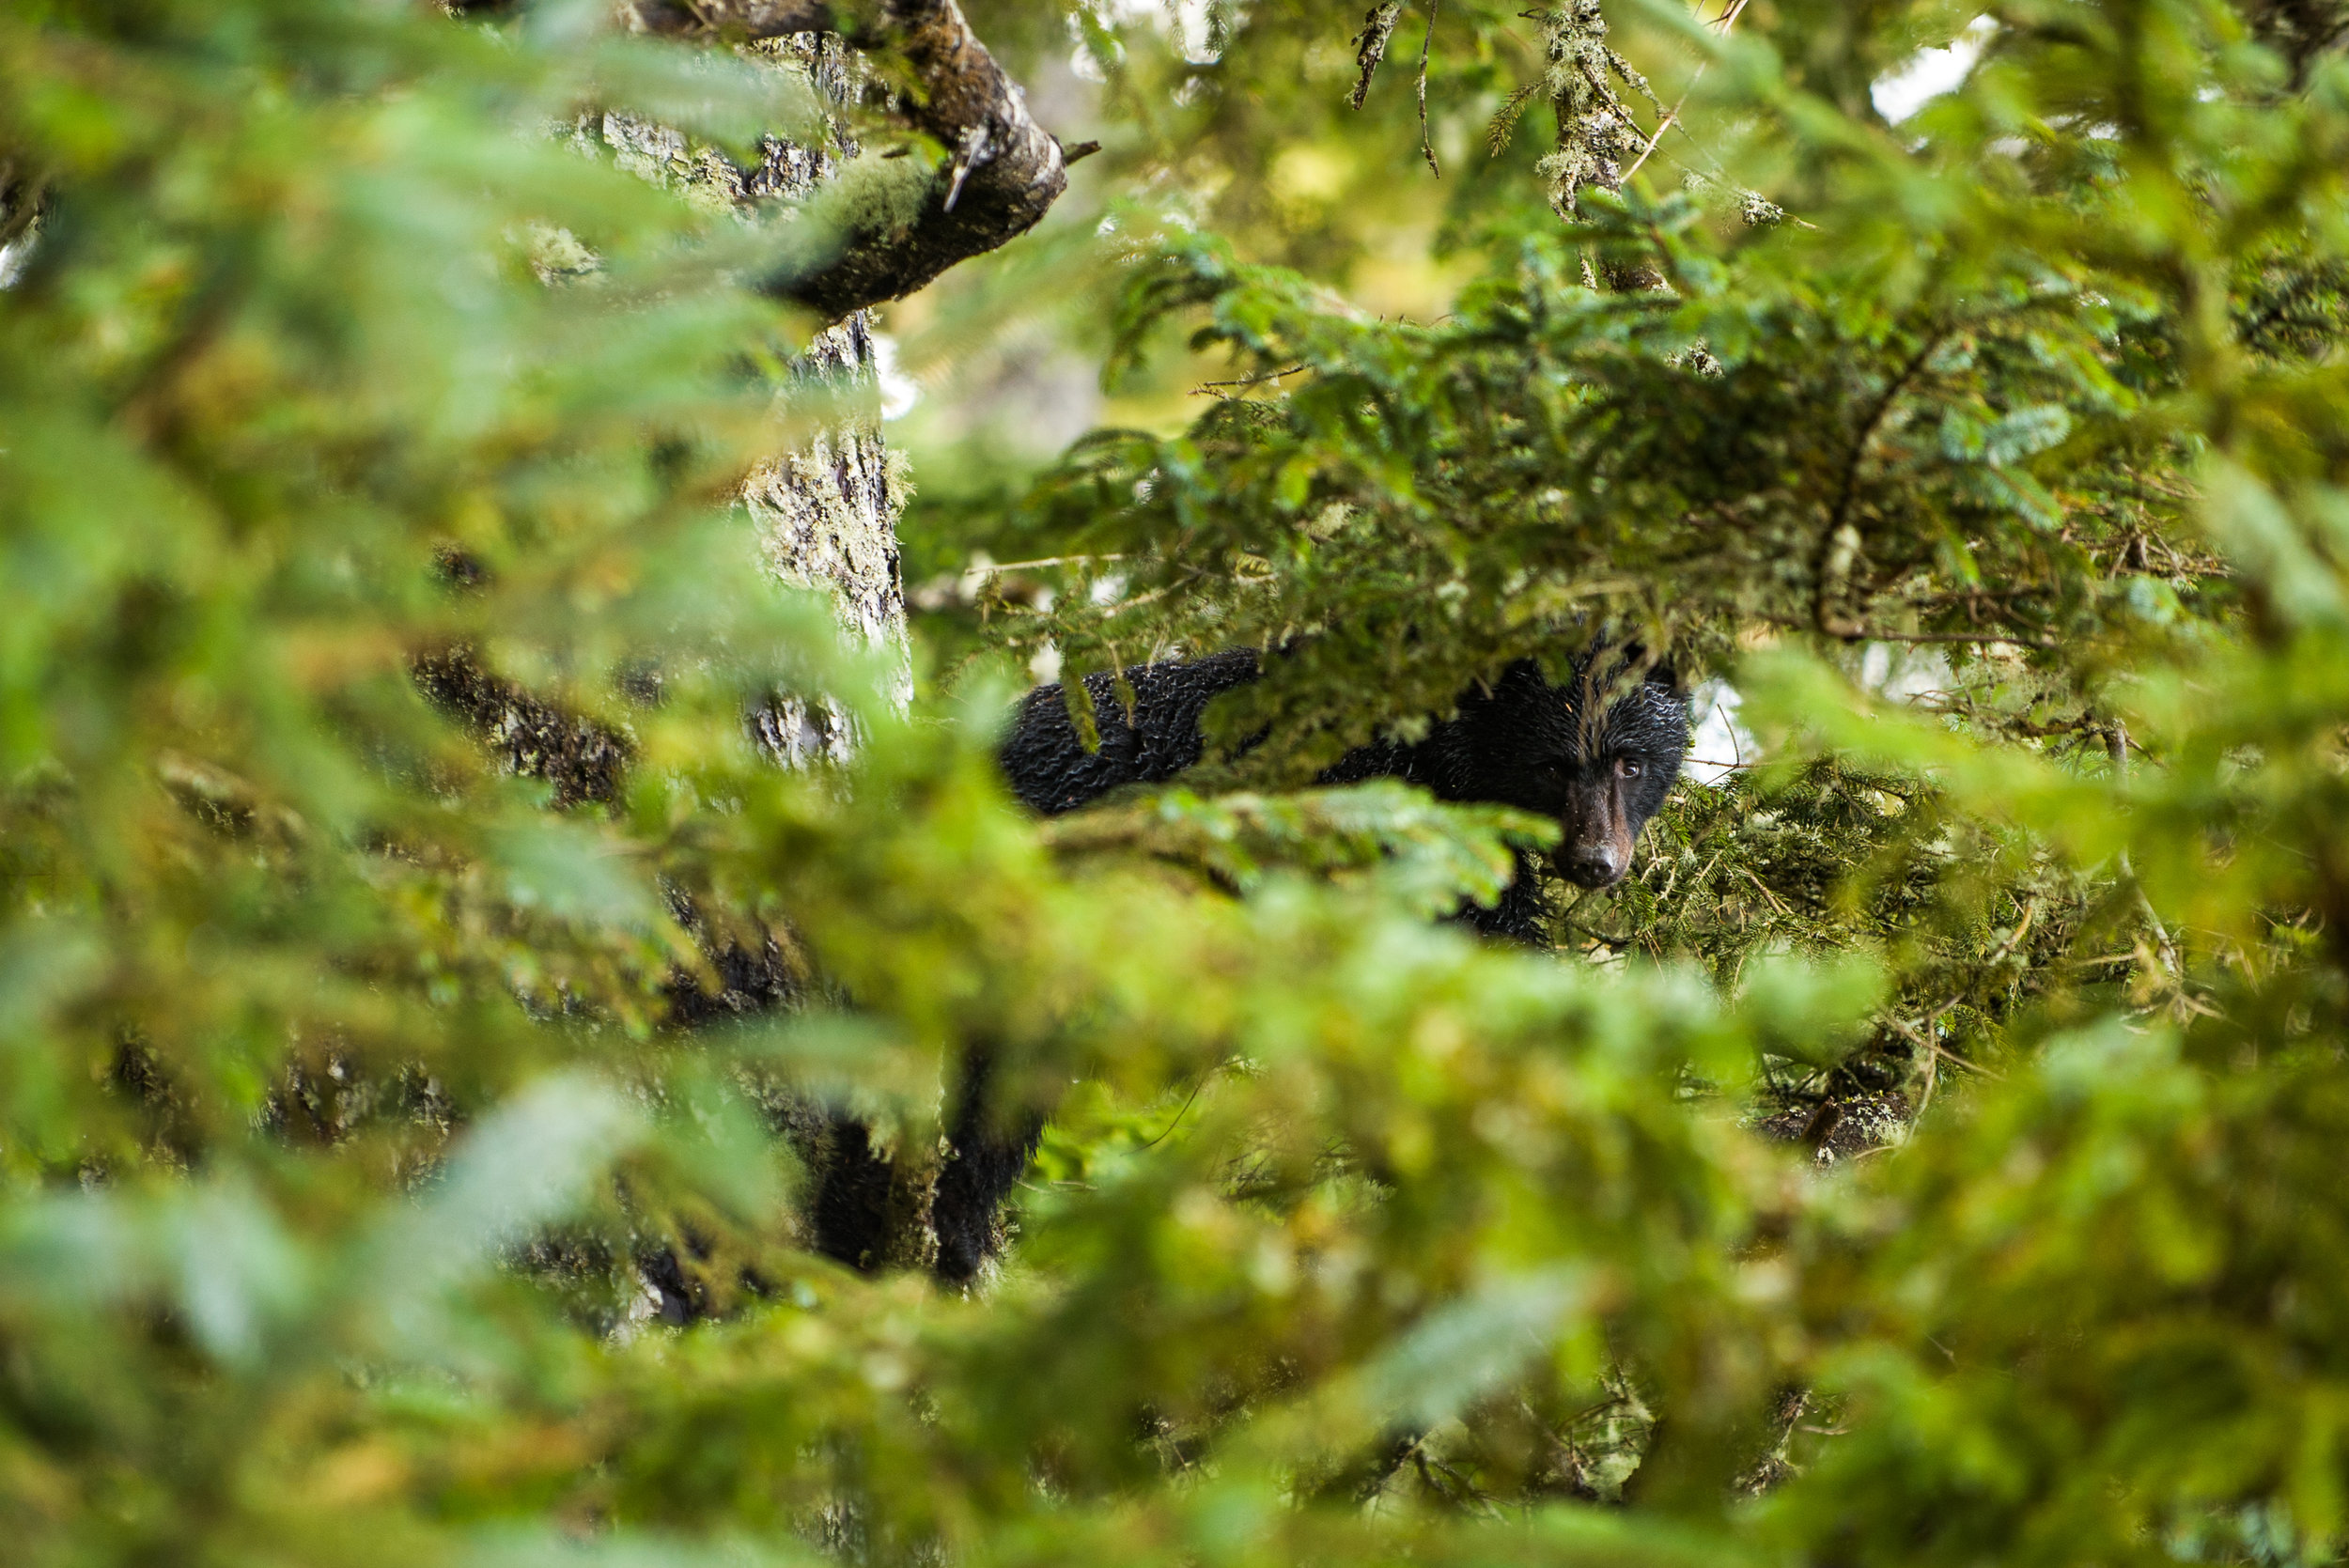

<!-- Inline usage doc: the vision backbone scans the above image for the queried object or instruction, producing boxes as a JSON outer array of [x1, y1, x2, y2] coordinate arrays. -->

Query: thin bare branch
[[1622, 0, 1753, 182], [1417, 0, 1443, 176]]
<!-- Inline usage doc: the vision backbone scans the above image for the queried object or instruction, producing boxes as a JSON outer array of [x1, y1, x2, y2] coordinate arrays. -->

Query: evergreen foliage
[[3, 0, 2349, 1564]]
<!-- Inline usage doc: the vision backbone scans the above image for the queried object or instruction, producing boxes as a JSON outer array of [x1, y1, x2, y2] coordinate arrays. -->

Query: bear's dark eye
[[1540, 758, 1569, 781], [1614, 755, 1643, 779]]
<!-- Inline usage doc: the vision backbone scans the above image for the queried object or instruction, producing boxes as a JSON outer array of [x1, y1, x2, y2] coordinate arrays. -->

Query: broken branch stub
[[1349, 2, 1404, 110]]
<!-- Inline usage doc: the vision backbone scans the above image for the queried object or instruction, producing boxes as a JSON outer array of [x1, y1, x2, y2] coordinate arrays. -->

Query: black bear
[[998, 645, 1691, 943], [812, 645, 1689, 1290]]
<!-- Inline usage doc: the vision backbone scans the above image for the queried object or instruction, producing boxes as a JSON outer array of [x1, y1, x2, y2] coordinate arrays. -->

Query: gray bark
[[433, 34, 917, 791], [619, 0, 1076, 320], [420, 9, 1072, 1292], [583, 20, 1057, 1290], [594, 34, 915, 753], [1536, 0, 1666, 293], [438, 6, 1085, 784]]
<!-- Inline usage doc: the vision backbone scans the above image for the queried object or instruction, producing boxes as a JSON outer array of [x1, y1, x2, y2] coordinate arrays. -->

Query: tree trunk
[[598, 24, 1052, 1291], [600, 36, 913, 767], [423, 10, 1070, 1295]]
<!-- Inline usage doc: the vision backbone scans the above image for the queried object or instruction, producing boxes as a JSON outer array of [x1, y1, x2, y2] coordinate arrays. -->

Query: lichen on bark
[[578, 32, 919, 754], [1532, 0, 1664, 291], [421, 7, 1065, 1296]]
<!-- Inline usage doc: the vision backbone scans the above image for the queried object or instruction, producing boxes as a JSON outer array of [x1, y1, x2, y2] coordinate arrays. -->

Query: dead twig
[[1417, 0, 1444, 176], [978, 553, 1124, 573], [1761, 614, 2058, 650], [1622, 0, 1754, 182], [1192, 364, 1308, 395]]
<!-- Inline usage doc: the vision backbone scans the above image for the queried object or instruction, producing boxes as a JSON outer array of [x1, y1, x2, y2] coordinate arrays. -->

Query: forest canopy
[[3, 0, 2349, 1564]]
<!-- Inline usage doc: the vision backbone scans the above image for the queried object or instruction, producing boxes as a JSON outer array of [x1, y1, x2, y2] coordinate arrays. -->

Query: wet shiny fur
[[1001, 647, 1689, 943]]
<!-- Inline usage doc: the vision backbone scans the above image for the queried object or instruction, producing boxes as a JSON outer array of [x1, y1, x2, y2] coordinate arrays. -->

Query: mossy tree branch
[[618, 0, 1074, 320]]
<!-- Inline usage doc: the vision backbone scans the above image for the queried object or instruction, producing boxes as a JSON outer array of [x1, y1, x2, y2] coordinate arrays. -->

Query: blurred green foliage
[[5, 0, 2349, 1565]]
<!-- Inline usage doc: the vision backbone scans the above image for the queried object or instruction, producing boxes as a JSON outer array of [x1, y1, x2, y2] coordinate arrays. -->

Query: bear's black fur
[[803, 1048, 1043, 1285], [998, 649, 1268, 815], [999, 646, 1690, 943], [926, 1048, 1046, 1285], [726, 647, 1689, 1295]]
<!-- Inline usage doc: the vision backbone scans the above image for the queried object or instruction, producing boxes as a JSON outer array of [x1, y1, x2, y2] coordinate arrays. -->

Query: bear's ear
[[1616, 638, 1684, 695]]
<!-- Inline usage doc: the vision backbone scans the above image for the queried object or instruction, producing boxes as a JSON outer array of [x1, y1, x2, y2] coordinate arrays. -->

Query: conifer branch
[[1814, 334, 1944, 636]]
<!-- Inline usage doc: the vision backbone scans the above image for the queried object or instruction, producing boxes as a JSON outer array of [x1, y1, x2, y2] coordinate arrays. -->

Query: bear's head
[[1436, 650, 1689, 890]]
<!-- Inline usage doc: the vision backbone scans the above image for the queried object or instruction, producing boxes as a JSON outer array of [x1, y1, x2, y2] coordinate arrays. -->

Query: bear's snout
[[1559, 838, 1628, 889]]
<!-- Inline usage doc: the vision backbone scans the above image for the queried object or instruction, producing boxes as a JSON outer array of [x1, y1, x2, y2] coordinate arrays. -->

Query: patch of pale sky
[[1685, 644, 1951, 787], [1685, 681, 1752, 786], [1871, 16, 1996, 123], [1074, 0, 1225, 75], [873, 333, 920, 422]]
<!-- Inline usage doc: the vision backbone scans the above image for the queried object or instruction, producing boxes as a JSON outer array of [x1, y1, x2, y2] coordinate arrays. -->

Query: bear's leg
[[930, 1047, 1046, 1285]]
